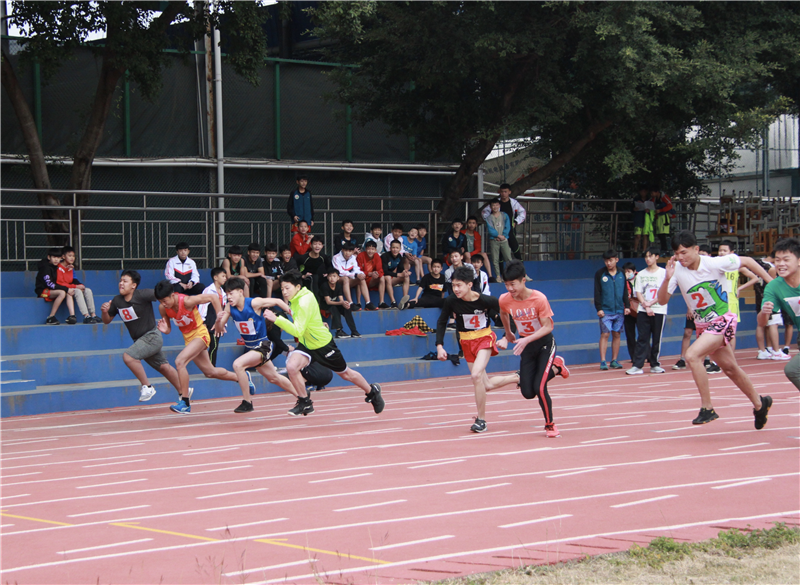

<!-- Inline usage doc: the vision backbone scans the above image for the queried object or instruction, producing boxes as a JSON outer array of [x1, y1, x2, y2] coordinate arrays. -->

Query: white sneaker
[[650, 366, 666, 374], [626, 366, 644, 375], [757, 350, 772, 360], [139, 385, 156, 402], [771, 351, 790, 361]]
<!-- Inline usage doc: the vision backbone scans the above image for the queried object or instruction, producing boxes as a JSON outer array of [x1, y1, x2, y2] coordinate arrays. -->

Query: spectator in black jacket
[[35, 248, 72, 324]]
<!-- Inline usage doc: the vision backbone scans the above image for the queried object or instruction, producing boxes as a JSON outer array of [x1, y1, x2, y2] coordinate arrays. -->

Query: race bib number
[[517, 319, 541, 336], [462, 313, 487, 330], [689, 288, 714, 312], [786, 296, 800, 317], [645, 286, 658, 301], [119, 307, 139, 322], [235, 319, 256, 336]]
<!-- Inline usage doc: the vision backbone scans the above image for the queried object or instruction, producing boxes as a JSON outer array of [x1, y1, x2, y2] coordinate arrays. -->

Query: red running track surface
[[2, 350, 799, 584]]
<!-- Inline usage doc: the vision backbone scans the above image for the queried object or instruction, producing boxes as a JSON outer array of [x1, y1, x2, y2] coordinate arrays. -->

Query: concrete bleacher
[[1, 260, 759, 417]]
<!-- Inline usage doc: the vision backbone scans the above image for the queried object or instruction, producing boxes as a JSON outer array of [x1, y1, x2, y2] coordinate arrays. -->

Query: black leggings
[[518, 332, 556, 425]]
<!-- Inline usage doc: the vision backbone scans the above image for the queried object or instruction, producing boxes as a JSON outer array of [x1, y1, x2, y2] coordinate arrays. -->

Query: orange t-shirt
[[499, 290, 554, 338]]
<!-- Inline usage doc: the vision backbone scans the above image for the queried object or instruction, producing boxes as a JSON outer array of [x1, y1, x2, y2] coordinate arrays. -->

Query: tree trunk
[[438, 134, 501, 221], [1, 48, 69, 246]]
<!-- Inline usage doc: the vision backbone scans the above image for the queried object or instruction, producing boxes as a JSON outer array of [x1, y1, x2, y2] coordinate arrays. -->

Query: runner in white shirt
[[657, 230, 773, 428], [626, 247, 667, 375]]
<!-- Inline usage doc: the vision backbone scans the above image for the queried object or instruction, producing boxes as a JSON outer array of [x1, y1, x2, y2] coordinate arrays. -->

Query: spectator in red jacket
[[462, 215, 493, 281], [57, 246, 101, 324], [290, 220, 313, 257], [356, 240, 386, 308], [35, 248, 71, 325]]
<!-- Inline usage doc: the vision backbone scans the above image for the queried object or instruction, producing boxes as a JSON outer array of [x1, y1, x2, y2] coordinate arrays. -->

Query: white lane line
[[334, 500, 406, 512], [0, 453, 52, 461], [499, 514, 573, 528], [408, 460, 465, 470], [88, 443, 145, 451], [370, 535, 455, 551], [0, 472, 42, 479], [580, 436, 629, 444], [611, 494, 679, 508], [223, 559, 317, 577], [188, 465, 252, 475], [0, 494, 30, 500], [289, 452, 347, 462], [67, 505, 151, 517], [206, 518, 288, 531], [712, 478, 772, 490], [57, 539, 153, 554], [404, 409, 446, 415], [308, 473, 372, 484], [447, 483, 511, 495], [197, 488, 268, 500], [183, 447, 239, 457], [604, 415, 646, 421], [547, 468, 605, 478], [718, 443, 769, 451], [0, 524, 15, 528], [83, 459, 146, 468], [77, 479, 147, 490]]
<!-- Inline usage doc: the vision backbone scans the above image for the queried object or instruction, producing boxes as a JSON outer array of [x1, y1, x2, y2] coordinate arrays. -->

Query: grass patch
[[436, 523, 800, 585]]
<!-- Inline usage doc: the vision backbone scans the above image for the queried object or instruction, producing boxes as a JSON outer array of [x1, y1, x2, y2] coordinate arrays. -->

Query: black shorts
[[247, 341, 274, 368], [295, 340, 348, 373], [684, 317, 696, 331]]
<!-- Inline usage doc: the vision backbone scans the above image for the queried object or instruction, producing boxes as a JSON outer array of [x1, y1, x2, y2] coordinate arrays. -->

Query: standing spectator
[[407, 258, 446, 309], [332, 242, 374, 310], [290, 220, 313, 257], [364, 223, 385, 255], [622, 261, 639, 362], [356, 240, 386, 308], [626, 247, 668, 375], [594, 249, 630, 370], [631, 186, 649, 254], [287, 175, 313, 230], [279, 245, 298, 274], [264, 243, 282, 298], [486, 201, 514, 281], [382, 239, 411, 309], [440, 218, 466, 261], [199, 267, 228, 366], [384, 223, 405, 253], [58, 246, 101, 323], [462, 216, 492, 281], [480, 183, 526, 260], [654, 190, 673, 254], [322, 271, 361, 339], [35, 248, 71, 325], [165, 242, 204, 295], [334, 219, 361, 254], [297, 236, 328, 295], [243, 242, 268, 298]]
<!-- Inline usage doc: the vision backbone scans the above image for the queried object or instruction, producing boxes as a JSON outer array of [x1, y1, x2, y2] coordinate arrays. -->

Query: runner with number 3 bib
[[657, 230, 774, 428]]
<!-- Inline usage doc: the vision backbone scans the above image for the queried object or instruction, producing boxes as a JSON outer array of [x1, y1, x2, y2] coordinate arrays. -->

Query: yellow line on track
[[254, 539, 390, 564], [0, 512, 73, 526], [109, 522, 219, 542]]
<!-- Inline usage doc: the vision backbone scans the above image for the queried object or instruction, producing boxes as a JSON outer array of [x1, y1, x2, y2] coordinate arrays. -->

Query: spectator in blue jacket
[[287, 175, 314, 230], [594, 248, 630, 370]]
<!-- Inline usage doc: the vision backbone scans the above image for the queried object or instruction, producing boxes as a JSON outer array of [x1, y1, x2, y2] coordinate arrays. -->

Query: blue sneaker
[[609, 360, 623, 369], [170, 399, 191, 414], [600, 361, 609, 371], [247, 371, 256, 396]]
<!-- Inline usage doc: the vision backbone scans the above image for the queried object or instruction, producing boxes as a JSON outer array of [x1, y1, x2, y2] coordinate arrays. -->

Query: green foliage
[[628, 537, 694, 568], [714, 523, 800, 555]]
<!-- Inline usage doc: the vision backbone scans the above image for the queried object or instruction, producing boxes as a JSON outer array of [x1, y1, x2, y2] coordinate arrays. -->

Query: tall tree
[[311, 1, 800, 218], [1, 0, 269, 243]]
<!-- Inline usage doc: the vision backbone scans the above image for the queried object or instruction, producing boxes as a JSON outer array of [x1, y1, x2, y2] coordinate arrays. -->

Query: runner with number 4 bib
[[657, 230, 774, 429]]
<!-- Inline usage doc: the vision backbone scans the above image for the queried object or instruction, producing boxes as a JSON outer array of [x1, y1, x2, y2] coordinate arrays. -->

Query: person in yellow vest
[[717, 241, 758, 352]]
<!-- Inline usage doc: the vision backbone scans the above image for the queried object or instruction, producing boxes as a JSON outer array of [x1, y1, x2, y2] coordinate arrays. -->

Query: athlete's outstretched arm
[[182, 293, 222, 315], [253, 297, 290, 313]]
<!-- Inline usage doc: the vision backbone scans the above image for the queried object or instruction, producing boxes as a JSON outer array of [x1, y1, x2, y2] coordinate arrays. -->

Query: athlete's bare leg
[[337, 366, 371, 393], [285, 351, 310, 398], [467, 348, 493, 419], [174, 338, 209, 398]]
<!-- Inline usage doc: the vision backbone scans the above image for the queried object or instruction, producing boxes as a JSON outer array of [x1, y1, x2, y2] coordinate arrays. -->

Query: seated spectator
[[364, 223, 384, 254], [381, 239, 411, 309], [290, 220, 313, 257], [408, 257, 446, 309], [58, 246, 101, 323], [414, 224, 432, 275], [297, 236, 328, 296], [221, 245, 249, 297], [470, 254, 491, 295], [35, 247, 71, 325], [332, 242, 374, 311], [384, 223, 405, 253], [404, 227, 428, 283], [287, 175, 313, 231], [322, 270, 361, 339], [264, 243, 282, 298], [243, 242, 268, 298], [279, 244, 298, 274], [356, 240, 386, 308], [486, 201, 514, 280], [444, 249, 479, 292], [441, 219, 467, 261], [462, 215, 493, 281], [165, 242, 204, 295], [334, 219, 360, 254]]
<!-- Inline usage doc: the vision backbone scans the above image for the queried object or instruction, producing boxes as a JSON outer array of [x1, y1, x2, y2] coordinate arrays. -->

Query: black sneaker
[[379, 302, 389, 309], [703, 357, 711, 368], [706, 362, 722, 374], [352, 303, 362, 311], [407, 300, 417, 309], [351, 331, 362, 338], [446, 322, 457, 330], [782, 346, 790, 356], [390, 301, 398, 309], [335, 329, 350, 339], [753, 395, 772, 430], [365, 383, 385, 414], [91, 315, 103, 324], [288, 396, 314, 416], [82, 316, 94, 324], [672, 358, 687, 370], [65, 315, 77, 325], [45, 316, 60, 325], [365, 302, 377, 311], [234, 400, 254, 413], [692, 408, 719, 425], [470, 418, 487, 433]]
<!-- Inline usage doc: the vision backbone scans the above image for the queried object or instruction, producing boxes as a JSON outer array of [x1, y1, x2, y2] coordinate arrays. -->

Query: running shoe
[[365, 383, 385, 414], [379, 302, 389, 309], [753, 395, 772, 430], [703, 357, 711, 368], [246, 371, 256, 395], [352, 303, 362, 311], [234, 400, 254, 413], [552, 356, 569, 379], [139, 385, 156, 402], [83, 316, 95, 324], [288, 396, 314, 416], [398, 295, 410, 310], [470, 418, 487, 433], [626, 366, 644, 375], [407, 300, 417, 309], [650, 366, 666, 374], [782, 346, 791, 356], [757, 349, 772, 360], [609, 360, 622, 369], [771, 351, 790, 361], [545, 423, 560, 438], [692, 407, 718, 424], [672, 358, 687, 370], [91, 315, 103, 324], [170, 399, 191, 415], [351, 331, 362, 338], [365, 302, 377, 311], [706, 362, 722, 374], [390, 301, 398, 309], [599, 361, 609, 371], [65, 315, 77, 325], [515, 370, 521, 388], [335, 329, 350, 339]]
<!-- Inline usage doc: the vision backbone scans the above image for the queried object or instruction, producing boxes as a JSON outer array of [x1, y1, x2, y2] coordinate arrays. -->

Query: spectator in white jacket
[[165, 242, 204, 295], [332, 242, 375, 311]]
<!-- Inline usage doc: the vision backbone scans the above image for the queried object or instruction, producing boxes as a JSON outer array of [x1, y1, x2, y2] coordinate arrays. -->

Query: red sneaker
[[236, 338, 246, 346], [545, 423, 560, 438], [553, 355, 569, 379]]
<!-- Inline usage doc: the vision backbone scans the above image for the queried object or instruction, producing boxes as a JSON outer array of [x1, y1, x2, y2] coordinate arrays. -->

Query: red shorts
[[460, 330, 498, 363], [39, 289, 56, 302]]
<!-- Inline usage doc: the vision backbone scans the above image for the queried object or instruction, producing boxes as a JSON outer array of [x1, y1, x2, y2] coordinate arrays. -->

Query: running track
[[2, 350, 799, 584]]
